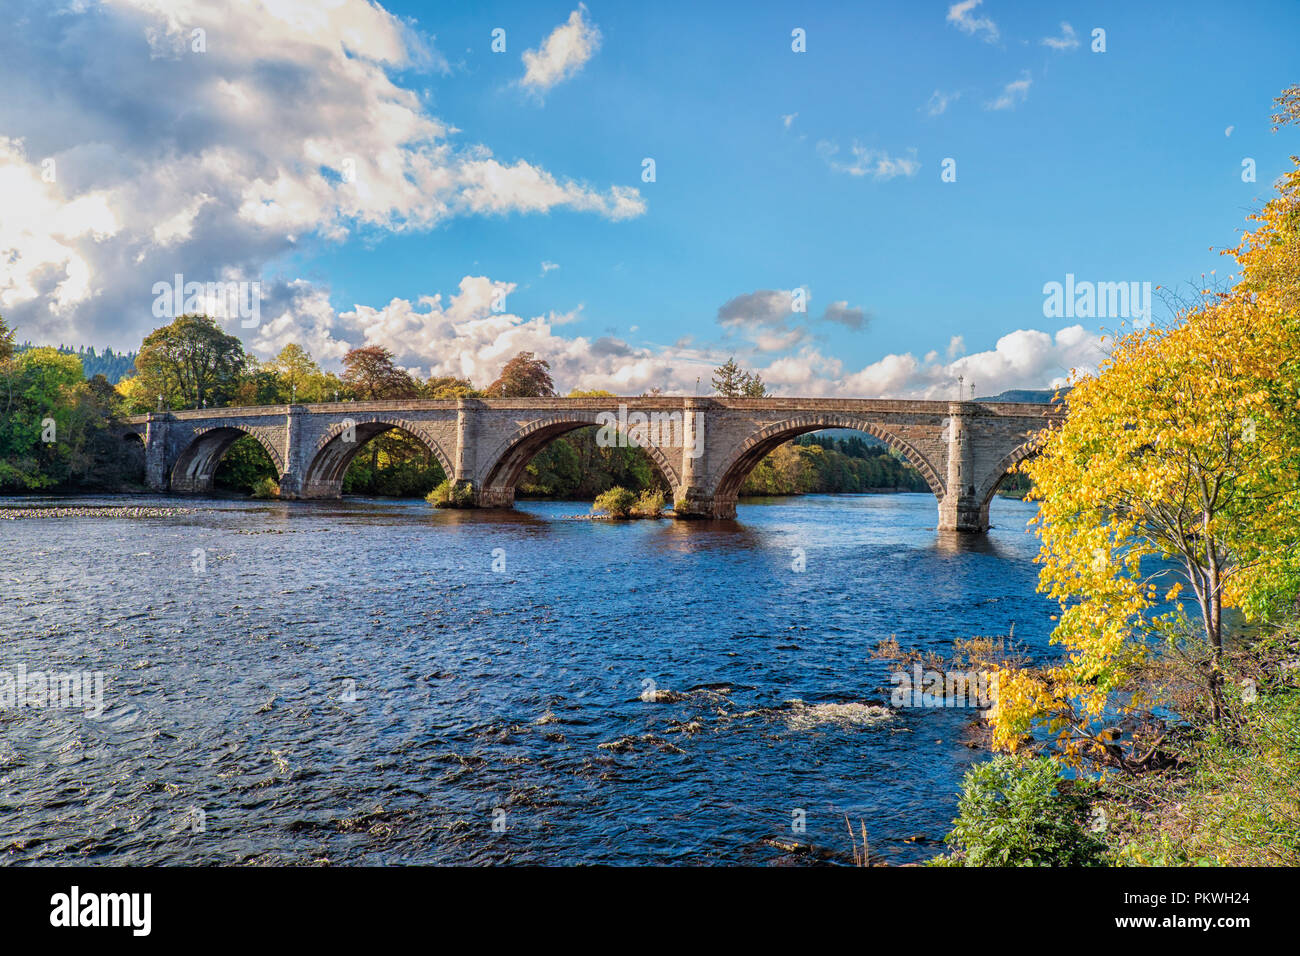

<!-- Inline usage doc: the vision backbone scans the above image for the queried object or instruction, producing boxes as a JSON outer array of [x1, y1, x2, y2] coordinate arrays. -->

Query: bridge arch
[[975, 438, 1041, 509], [299, 417, 454, 498], [478, 413, 682, 508], [170, 425, 285, 494], [711, 415, 946, 518]]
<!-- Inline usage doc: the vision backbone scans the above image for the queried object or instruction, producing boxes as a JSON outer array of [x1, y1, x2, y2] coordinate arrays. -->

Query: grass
[[845, 815, 870, 866], [1098, 690, 1300, 865]]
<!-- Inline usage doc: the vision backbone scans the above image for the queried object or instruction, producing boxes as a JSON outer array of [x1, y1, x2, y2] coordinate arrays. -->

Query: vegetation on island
[[591, 486, 666, 518]]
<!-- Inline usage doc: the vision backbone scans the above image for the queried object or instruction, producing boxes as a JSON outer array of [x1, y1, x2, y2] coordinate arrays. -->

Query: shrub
[[426, 479, 475, 508], [592, 486, 637, 518], [250, 476, 279, 499], [938, 755, 1104, 866], [633, 489, 666, 517]]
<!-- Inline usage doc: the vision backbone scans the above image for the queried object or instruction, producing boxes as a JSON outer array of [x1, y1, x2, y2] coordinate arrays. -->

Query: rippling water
[[0, 492, 1055, 865]]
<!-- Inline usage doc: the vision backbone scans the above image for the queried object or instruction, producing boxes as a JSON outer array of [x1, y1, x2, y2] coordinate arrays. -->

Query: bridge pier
[[276, 473, 305, 498], [937, 402, 989, 533], [143, 413, 170, 492], [672, 490, 730, 519], [476, 485, 514, 508], [276, 404, 306, 498], [938, 494, 990, 533], [671, 400, 717, 517]]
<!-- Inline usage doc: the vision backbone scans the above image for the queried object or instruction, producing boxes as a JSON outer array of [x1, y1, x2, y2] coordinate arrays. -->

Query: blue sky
[[1, 0, 1297, 396]]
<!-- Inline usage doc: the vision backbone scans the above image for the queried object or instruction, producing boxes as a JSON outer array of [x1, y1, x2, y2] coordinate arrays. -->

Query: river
[[0, 492, 1053, 865]]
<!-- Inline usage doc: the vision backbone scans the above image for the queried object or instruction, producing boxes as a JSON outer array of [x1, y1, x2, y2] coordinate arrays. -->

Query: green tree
[[711, 357, 747, 397], [426, 375, 479, 399], [341, 431, 446, 497], [712, 357, 768, 397], [270, 344, 322, 401], [231, 357, 287, 406], [213, 435, 280, 492], [0, 348, 92, 489], [0, 314, 14, 364], [134, 314, 248, 409]]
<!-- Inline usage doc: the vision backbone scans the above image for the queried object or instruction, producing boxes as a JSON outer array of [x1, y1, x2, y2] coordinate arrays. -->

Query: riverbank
[[930, 626, 1300, 866]]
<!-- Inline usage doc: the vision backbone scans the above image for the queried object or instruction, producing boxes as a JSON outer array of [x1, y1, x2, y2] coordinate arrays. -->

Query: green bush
[[592, 486, 637, 518], [938, 755, 1104, 866], [250, 476, 279, 499], [633, 489, 666, 516], [426, 479, 475, 508]]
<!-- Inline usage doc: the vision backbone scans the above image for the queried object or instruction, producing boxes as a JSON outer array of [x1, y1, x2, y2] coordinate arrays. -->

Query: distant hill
[[809, 387, 1065, 441], [975, 388, 1067, 404], [14, 343, 137, 384], [809, 428, 888, 446]]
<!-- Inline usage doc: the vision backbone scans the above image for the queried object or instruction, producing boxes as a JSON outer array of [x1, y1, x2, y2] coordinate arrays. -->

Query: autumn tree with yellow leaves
[[989, 88, 1300, 765]]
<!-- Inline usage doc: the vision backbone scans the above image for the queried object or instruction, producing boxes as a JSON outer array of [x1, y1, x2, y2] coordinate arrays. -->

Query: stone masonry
[[125, 397, 1064, 532]]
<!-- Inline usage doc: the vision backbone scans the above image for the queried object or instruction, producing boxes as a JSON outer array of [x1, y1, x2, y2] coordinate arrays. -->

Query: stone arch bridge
[[124, 397, 1064, 532]]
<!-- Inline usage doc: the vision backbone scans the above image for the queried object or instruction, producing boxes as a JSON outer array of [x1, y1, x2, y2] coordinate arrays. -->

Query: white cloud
[[925, 90, 960, 117], [782, 112, 798, 130], [1225, 125, 1235, 137], [0, 0, 641, 350], [520, 5, 601, 98], [245, 271, 1104, 400], [761, 325, 1104, 399], [249, 273, 719, 395], [541, 260, 560, 274], [1041, 22, 1079, 51], [0, 138, 120, 335], [454, 157, 644, 219], [947, 0, 999, 43], [986, 71, 1032, 111], [817, 141, 920, 179]]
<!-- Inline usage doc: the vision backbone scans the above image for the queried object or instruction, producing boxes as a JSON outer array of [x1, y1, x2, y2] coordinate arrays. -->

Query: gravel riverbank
[[0, 505, 199, 520]]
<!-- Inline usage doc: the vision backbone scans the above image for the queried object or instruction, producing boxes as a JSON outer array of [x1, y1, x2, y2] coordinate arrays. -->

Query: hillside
[[15, 343, 137, 383], [975, 388, 1067, 403]]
